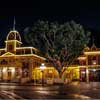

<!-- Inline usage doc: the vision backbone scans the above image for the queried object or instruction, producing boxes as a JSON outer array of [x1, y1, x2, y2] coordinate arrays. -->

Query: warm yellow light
[[92, 60, 96, 65], [6, 30, 21, 42], [84, 51, 100, 55], [0, 53, 46, 60], [40, 63, 46, 70], [1, 52, 15, 56], [5, 40, 22, 44], [49, 70, 53, 73], [0, 48, 5, 50], [16, 47, 37, 50], [78, 66, 86, 67], [11, 68, 15, 73], [86, 69, 89, 73], [78, 57, 86, 60], [3, 68, 6, 73]]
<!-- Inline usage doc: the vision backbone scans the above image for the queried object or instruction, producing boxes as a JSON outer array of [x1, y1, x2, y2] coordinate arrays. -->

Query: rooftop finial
[[92, 36, 95, 45], [13, 17, 16, 30]]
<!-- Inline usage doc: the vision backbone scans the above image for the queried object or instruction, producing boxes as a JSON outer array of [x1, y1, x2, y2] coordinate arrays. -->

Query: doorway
[[7, 69, 12, 81], [89, 69, 100, 82]]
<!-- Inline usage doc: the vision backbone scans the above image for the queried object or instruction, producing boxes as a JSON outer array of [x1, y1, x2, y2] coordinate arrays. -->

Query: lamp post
[[40, 63, 46, 86]]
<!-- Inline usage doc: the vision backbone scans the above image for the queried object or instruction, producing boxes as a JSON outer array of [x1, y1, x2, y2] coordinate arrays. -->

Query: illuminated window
[[92, 60, 96, 65], [92, 56, 97, 65]]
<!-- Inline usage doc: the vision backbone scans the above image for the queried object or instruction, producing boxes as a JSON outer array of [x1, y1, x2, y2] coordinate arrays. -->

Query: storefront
[[0, 67, 21, 82], [80, 66, 100, 82], [32, 67, 59, 84], [89, 69, 100, 82], [32, 66, 80, 84]]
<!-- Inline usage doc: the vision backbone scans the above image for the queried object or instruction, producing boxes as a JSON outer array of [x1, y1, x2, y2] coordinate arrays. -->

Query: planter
[[54, 78, 64, 85], [20, 77, 30, 84], [46, 79, 54, 85]]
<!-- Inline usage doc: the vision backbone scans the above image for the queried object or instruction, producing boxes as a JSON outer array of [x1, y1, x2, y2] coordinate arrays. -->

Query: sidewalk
[[1, 81, 100, 87], [0, 82, 46, 86], [68, 82, 100, 89]]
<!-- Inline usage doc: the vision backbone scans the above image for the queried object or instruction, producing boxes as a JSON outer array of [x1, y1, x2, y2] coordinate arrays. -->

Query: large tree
[[24, 20, 90, 77]]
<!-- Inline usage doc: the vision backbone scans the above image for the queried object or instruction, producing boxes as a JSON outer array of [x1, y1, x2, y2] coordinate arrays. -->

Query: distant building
[[78, 44, 100, 82]]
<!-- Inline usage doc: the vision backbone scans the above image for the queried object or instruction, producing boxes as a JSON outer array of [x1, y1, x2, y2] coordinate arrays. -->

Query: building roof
[[6, 30, 22, 42], [91, 43, 97, 51], [0, 28, 46, 61]]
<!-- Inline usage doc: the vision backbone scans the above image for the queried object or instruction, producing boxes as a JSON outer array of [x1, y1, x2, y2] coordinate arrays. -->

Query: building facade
[[0, 30, 45, 83], [78, 44, 100, 82]]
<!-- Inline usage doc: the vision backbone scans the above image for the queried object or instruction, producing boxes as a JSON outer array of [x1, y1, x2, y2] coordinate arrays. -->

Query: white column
[[86, 67, 89, 83], [86, 55, 89, 83]]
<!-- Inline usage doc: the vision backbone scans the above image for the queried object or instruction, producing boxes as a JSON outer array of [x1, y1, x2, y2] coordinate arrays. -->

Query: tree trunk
[[59, 68, 66, 79], [59, 72, 62, 79]]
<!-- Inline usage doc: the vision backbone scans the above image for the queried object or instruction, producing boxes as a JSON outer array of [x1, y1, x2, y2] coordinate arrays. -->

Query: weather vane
[[13, 17, 16, 31], [92, 36, 95, 45]]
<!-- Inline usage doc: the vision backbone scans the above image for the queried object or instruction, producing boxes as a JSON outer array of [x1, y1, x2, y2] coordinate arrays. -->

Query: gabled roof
[[0, 52, 46, 60], [91, 43, 97, 51], [1, 52, 15, 57]]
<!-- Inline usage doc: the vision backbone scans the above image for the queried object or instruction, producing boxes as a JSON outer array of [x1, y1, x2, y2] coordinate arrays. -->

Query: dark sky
[[0, 1, 100, 47]]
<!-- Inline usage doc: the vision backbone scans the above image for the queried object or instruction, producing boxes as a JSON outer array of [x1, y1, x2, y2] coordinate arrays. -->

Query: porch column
[[86, 67, 89, 83], [29, 59, 33, 81], [86, 55, 89, 83]]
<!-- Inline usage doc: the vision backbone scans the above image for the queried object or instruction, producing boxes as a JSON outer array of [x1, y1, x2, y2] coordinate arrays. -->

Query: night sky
[[0, 1, 100, 47]]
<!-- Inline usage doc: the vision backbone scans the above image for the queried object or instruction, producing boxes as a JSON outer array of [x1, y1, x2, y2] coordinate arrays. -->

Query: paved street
[[0, 82, 100, 99]]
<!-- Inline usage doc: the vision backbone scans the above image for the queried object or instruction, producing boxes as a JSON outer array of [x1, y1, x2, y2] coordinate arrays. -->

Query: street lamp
[[40, 63, 46, 86]]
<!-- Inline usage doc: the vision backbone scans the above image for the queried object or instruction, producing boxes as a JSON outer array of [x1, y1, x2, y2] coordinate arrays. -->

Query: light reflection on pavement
[[0, 82, 100, 99], [0, 90, 26, 100]]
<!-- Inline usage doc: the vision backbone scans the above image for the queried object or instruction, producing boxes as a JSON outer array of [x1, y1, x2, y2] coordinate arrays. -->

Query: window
[[92, 56, 97, 65], [25, 49, 31, 54], [7, 44, 14, 51]]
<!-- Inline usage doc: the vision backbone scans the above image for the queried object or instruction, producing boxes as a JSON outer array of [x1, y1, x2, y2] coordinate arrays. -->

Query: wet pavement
[[0, 82, 100, 99]]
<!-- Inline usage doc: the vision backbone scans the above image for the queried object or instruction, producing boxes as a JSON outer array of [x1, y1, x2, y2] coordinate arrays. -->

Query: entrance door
[[80, 68, 86, 82], [0, 69, 3, 81], [89, 70, 100, 82], [97, 70, 100, 81], [7, 69, 12, 81]]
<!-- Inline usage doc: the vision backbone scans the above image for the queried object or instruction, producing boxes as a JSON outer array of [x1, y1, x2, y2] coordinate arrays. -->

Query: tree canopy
[[24, 20, 90, 77]]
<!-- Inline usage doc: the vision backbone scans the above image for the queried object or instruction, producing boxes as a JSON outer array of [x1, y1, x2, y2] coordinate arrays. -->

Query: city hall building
[[0, 29, 45, 83]]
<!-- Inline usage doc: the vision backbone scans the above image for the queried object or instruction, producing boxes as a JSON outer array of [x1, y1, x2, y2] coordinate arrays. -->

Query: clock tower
[[5, 19, 22, 54], [5, 30, 22, 54]]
